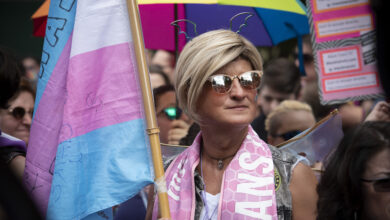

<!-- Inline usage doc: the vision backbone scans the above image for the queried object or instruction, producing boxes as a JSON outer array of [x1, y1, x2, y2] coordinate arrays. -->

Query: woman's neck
[[200, 125, 248, 162], [197, 125, 248, 194]]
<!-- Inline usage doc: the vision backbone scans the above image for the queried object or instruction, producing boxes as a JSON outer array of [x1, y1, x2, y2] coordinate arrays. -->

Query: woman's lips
[[227, 105, 248, 110]]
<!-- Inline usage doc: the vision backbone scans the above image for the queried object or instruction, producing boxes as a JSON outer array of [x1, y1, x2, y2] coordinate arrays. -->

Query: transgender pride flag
[[24, 0, 154, 219]]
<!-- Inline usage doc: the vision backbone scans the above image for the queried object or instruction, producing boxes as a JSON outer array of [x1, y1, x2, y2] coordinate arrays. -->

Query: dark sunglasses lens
[[294, 53, 313, 63], [239, 71, 261, 89], [12, 107, 26, 119], [281, 130, 301, 140], [211, 75, 232, 93], [374, 178, 390, 192], [164, 107, 182, 120], [303, 54, 314, 63]]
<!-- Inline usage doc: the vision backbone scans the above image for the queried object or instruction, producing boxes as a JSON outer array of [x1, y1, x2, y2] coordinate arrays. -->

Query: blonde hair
[[265, 100, 313, 136], [174, 29, 263, 123]]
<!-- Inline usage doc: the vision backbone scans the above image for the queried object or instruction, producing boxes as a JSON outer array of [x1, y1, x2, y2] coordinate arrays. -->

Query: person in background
[[21, 56, 40, 89], [265, 100, 322, 178], [0, 48, 28, 179], [0, 48, 42, 219], [251, 58, 301, 141], [265, 100, 316, 146], [365, 100, 390, 122], [148, 29, 317, 220], [153, 85, 191, 145], [21, 56, 40, 81], [0, 79, 35, 146], [338, 102, 365, 131], [294, 35, 317, 87], [149, 64, 171, 89], [294, 35, 369, 132], [300, 82, 335, 121], [300, 76, 367, 132], [317, 121, 390, 220], [151, 49, 175, 82], [115, 85, 192, 219]]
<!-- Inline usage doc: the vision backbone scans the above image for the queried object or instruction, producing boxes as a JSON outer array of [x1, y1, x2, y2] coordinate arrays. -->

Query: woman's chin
[[14, 132, 30, 144], [219, 118, 253, 128]]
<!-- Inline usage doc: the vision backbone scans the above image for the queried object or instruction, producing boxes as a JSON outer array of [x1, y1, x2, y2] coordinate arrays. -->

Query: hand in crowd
[[167, 119, 191, 145], [365, 101, 390, 122]]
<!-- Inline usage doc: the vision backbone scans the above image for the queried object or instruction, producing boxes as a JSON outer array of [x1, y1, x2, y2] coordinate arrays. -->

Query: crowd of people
[[1, 27, 390, 219]]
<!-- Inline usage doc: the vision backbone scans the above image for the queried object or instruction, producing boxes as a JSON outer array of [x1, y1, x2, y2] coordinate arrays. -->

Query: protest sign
[[306, 0, 383, 104]]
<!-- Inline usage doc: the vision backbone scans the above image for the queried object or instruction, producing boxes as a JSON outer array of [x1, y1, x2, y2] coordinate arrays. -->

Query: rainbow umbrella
[[32, 0, 309, 51], [139, 0, 309, 52]]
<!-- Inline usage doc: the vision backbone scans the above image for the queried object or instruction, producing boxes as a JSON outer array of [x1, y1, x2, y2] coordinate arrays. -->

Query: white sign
[[317, 14, 372, 37], [315, 0, 368, 11], [324, 73, 377, 92], [321, 47, 360, 74]]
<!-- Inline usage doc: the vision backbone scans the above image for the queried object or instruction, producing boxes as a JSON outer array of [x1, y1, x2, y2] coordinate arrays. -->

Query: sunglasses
[[207, 70, 262, 94], [159, 107, 182, 120], [293, 53, 314, 64], [8, 107, 34, 120], [361, 177, 390, 192], [274, 130, 301, 141]]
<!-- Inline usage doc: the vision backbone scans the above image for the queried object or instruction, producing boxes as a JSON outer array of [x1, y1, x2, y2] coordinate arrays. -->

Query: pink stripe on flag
[[24, 35, 73, 215], [60, 42, 143, 142], [24, 40, 144, 215]]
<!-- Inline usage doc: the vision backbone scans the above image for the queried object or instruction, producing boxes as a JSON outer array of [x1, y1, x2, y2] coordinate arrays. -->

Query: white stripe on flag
[[71, 0, 133, 57]]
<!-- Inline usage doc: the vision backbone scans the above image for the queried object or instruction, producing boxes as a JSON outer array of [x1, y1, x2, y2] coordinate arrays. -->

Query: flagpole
[[126, 0, 171, 219]]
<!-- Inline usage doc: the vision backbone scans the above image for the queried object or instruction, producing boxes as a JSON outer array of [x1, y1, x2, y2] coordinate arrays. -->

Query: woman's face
[[0, 91, 34, 144], [361, 147, 390, 220], [197, 59, 258, 128]]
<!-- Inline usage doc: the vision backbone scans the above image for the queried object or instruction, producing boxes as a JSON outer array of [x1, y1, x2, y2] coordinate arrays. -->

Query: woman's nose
[[22, 112, 32, 126], [229, 78, 245, 99]]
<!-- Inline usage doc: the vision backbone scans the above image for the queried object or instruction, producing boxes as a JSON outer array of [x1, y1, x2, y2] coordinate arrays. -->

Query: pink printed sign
[[310, 0, 374, 42], [312, 0, 368, 13], [322, 72, 379, 93], [316, 44, 381, 102], [319, 46, 362, 76], [306, 0, 383, 104]]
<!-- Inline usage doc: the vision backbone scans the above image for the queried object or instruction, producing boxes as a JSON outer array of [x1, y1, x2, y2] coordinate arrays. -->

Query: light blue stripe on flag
[[35, 0, 77, 109], [47, 119, 154, 220]]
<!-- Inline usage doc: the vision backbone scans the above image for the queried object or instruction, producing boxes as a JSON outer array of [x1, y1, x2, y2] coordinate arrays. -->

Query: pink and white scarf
[[153, 126, 278, 220]]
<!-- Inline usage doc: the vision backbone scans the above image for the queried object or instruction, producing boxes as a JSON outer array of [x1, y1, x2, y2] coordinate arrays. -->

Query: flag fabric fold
[[24, 0, 154, 219]]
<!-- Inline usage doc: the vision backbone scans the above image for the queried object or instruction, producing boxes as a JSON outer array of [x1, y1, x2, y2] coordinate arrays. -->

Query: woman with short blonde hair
[[175, 29, 263, 123], [149, 29, 317, 220]]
